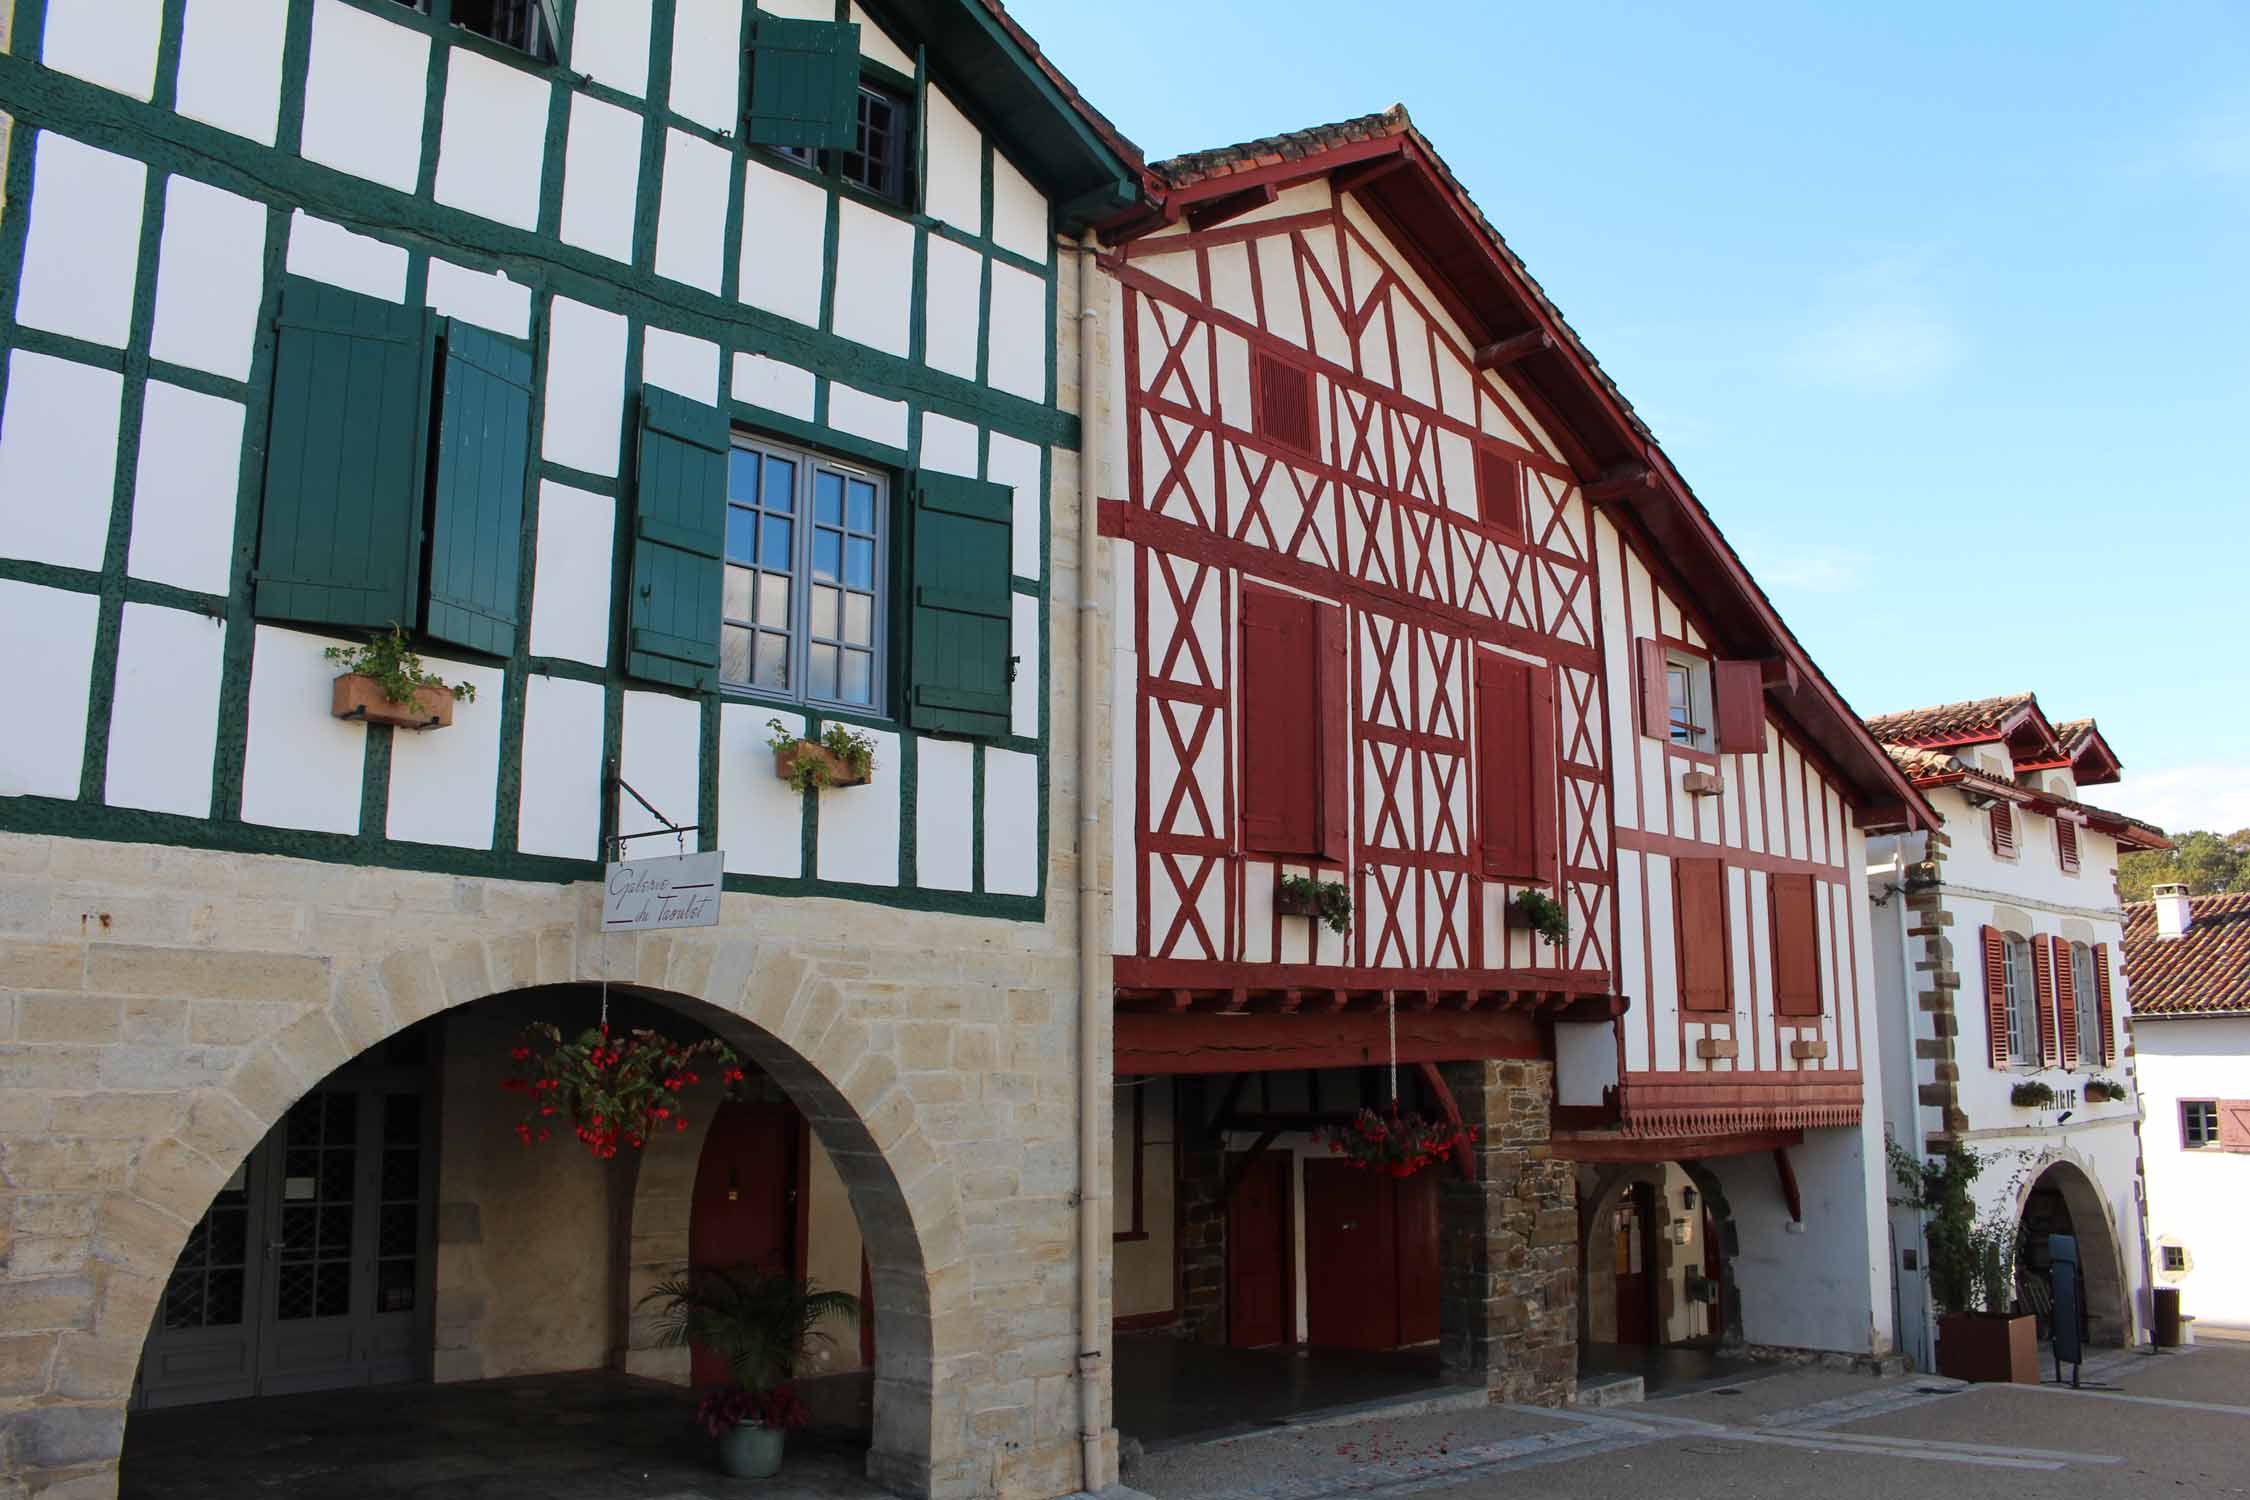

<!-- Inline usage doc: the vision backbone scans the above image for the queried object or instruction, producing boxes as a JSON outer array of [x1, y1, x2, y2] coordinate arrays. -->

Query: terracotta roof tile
[[1151, 106, 1411, 186], [2124, 892, 2250, 1017], [1866, 693, 2038, 747], [2056, 719, 2098, 757], [1880, 745, 2170, 849]]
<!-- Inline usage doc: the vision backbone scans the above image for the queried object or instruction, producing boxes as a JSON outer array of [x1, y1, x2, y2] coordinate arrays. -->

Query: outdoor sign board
[[601, 850, 723, 931]]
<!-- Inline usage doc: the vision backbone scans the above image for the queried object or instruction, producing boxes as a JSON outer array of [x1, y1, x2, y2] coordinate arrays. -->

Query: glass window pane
[[815, 470, 844, 525], [757, 572, 789, 626], [847, 479, 875, 532], [809, 643, 838, 701], [812, 529, 841, 582], [811, 585, 839, 641], [726, 507, 756, 563], [842, 650, 871, 705], [754, 632, 788, 689], [724, 565, 753, 621], [721, 625, 751, 684], [763, 456, 795, 512], [760, 517, 793, 571], [729, 448, 759, 502], [843, 592, 872, 646], [845, 536, 873, 589]]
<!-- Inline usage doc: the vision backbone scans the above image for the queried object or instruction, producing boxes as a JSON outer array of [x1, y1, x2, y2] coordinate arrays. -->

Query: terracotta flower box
[[1936, 1311, 2037, 1384], [772, 741, 872, 789], [331, 673, 455, 731], [1273, 883, 1321, 918]]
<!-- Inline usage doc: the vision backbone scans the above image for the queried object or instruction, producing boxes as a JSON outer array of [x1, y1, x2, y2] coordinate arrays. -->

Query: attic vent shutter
[[2056, 817, 2081, 873], [626, 387, 730, 690], [1475, 448, 1523, 534], [744, 15, 862, 149], [2055, 942, 2079, 1069], [1982, 925, 2009, 1068], [1674, 857, 1730, 1013], [1476, 652, 1557, 885], [1252, 351, 1316, 457], [1988, 802, 2016, 858], [1712, 660, 1766, 755], [423, 321, 534, 656], [2032, 934, 2059, 1066], [254, 278, 434, 629], [905, 472, 1015, 738], [2091, 942, 2114, 1066], [1770, 872, 1823, 1017]]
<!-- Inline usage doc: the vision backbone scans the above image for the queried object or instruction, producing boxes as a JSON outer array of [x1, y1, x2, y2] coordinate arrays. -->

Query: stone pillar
[[1437, 1059, 1576, 1405], [1171, 1077, 1227, 1342]]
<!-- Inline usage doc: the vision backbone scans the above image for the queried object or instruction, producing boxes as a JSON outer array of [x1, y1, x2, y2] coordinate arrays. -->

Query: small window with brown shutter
[[1674, 857, 1731, 1013], [1239, 582, 1347, 860], [1477, 651, 1557, 885], [2056, 816, 2081, 874], [1252, 350, 1316, 458], [1475, 448, 1524, 536], [1769, 872, 1823, 1017], [1989, 803, 2017, 859]]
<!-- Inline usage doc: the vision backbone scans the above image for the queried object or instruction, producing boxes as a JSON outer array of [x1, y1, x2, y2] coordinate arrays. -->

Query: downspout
[[1073, 228, 1111, 1494]]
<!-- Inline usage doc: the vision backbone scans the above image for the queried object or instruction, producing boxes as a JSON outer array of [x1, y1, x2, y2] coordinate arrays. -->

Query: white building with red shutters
[[1090, 107, 1940, 1401], [1865, 695, 2171, 1371]]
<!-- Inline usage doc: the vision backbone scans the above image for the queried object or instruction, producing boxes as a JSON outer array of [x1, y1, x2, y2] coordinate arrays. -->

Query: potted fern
[[640, 1265, 860, 1479], [325, 627, 475, 730]]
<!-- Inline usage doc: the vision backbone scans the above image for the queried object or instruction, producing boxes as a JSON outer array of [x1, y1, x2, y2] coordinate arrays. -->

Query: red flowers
[[1322, 1107, 1476, 1179], [503, 1022, 749, 1159], [696, 1384, 814, 1437]]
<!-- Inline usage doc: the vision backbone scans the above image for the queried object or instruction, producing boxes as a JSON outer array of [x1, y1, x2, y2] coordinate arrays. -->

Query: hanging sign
[[601, 850, 723, 931]]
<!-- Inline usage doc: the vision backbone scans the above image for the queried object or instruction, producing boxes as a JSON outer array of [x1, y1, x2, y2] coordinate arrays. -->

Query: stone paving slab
[[1124, 1401, 1576, 1499], [1643, 1365, 1932, 1426]]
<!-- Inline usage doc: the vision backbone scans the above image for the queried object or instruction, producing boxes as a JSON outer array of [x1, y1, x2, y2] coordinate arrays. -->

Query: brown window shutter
[[2092, 942, 2114, 1066], [1713, 660, 1766, 755], [2032, 934, 2058, 1065], [1675, 857, 1731, 1013], [1477, 653, 1557, 884], [1769, 872, 1822, 1017], [1475, 447, 1523, 534], [1983, 925, 2009, 1068], [1252, 350, 1316, 457], [2055, 941, 2078, 1069], [1316, 602, 1350, 863], [1239, 583, 1322, 855], [1989, 803, 2016, 858], [2056, 817, 2080, 873], [1636, 638, 1669, 741], [2219, 1102, 2250, 1150]]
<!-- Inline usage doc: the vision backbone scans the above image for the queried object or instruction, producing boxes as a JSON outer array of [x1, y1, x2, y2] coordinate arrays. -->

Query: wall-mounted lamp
[[1681, 1185, 1698, 1211]]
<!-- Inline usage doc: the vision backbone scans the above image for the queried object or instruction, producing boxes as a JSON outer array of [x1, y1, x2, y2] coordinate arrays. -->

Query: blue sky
[[1009, 0, 2250, 833]]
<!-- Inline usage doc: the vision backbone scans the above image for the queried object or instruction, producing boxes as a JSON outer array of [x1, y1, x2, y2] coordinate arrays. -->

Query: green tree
[[2118, 829, 2250, 902]]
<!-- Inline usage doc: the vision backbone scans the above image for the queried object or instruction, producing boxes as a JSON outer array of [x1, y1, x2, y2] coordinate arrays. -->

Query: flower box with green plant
[[325, 627, 476, 730], [642, 1265, 859, 1479], [2009, 1079, 2058, 1109], [1505, 888, 1570, 948], [768, 718, 877, 792], [1323, 1106, 1476, 1179], [1274, 874, 1352, 935], [503, 1022, 747, 1158], [2083, 1076, 2125, 1103]]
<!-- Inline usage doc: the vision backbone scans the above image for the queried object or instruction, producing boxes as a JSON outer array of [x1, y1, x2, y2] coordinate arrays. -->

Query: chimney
[[2155, 883, 2193, 940]]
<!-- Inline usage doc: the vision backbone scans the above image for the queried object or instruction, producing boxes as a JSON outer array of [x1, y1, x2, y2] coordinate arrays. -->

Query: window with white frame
[[2003, 932, 2038, 1065], [2072, 940, 2099, 1065], [1666, 652, 1713, 752], [721, 438, 885, 710]]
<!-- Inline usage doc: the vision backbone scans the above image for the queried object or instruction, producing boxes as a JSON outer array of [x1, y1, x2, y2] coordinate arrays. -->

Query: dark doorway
[[1302, 1161, 1438, 1351], [1227, 1152, 1292, 1348], [1611, 1181, 1657, 1346], [687, 1099, 801, 1386]]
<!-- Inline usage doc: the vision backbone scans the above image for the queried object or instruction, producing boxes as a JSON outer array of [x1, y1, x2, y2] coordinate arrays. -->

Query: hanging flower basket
[[504, 1022, 747, 1158], [1322, 1106, 1476, 1179]]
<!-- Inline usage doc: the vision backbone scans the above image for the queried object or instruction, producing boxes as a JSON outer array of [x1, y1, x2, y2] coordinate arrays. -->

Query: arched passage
[[1577, 1160, 1739, 1355], [2015, 1154, 2130, 1348]]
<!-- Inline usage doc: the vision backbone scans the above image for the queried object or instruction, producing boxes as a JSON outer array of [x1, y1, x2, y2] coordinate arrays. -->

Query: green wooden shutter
[[627, 386, 730, 690], [423, 321, 533, 657], [254, 277, 434, 629], [744, 15, 861, 149], [906, 472, 1013, 738]]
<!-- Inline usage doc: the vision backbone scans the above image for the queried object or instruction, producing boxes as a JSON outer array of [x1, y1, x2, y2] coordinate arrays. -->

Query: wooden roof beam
[[1184, 182, 1277, 233], [1472, 328, 1555, 370]]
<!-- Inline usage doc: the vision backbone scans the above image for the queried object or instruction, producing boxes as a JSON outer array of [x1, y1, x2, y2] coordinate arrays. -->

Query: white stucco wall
[[2136, 1015, 2250, 1330]]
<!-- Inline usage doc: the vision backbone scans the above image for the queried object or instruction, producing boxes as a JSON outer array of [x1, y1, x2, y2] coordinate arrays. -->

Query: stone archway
[[1578, 1160, 1740, 1351], [2013, 1152, 2130, 1348]]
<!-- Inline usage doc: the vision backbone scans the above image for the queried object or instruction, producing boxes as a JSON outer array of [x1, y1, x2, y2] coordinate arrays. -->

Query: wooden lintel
[[1216, 1111, 1351, 1134], [1582, 462, 1656, 501], [1471, 328, 1554, 369], [1184, 182, 1278, 233], [1117, 1009, 1543, 1076], [1548, 1127, 1805, 1164], [1551, 992, 1628, 1024], [1775, 1146, 1803, 1223]]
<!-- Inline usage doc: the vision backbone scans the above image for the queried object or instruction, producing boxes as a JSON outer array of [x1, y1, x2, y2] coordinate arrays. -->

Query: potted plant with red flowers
[[503, 1022, 748, 1158], [640, 1265, 859, 1479], [1322, 1106, 1476, 1179]]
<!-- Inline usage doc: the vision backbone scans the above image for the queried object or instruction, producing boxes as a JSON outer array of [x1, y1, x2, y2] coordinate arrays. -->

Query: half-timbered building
[[1094, 109, 1938, 1400]]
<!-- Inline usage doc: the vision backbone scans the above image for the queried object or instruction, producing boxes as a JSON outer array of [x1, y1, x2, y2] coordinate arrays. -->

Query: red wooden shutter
[[1769, 872, 1822, 1017], [2056, 817, 2080, 873], [1675, 858, 1730, 1013], [2055, 942, 2079, 1069], [1475, 448, 1523, 534], [2218, 1102, 2250, 1151], [1713, 660, 1766, 756], [1983, 925, 2009, 1068], [1316, 602, 1350, 863], [2092, 942, 2114, 1065], [1636, 638, 1669, 741], [1240, 584, 1321, 855], [1477, 653, 1558, 883], [1989, 803, 2016, 858], [2032, 934, 2058, 1065], [1253, 351, 1315, 456]]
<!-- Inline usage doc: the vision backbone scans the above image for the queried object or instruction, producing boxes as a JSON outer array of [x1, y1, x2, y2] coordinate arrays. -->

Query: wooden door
[[1304, 1160, 1397, 1350], [1611, 1182, 1656, 1346], [688, 1101, 800, 1385], [1395, 1169, 1440, 1345], [1227, 1152, 1293, 1348]]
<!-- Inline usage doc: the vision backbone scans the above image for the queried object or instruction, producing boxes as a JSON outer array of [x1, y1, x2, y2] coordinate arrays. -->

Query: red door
[[688, 1101, 799, 1385], [1227, 1152, 1292, 1348], [1395, 1170, 1440, 1345], [1611, 1182, 1656, 1346], [1304, 1159, 1397, 1350]]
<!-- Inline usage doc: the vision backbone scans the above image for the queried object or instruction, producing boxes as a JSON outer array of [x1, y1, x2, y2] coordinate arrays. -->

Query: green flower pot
[[717, 1421, 785, 1478]]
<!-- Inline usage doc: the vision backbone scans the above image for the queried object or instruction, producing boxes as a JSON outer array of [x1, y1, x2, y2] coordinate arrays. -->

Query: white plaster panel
[[433, 47, 550, 231], [518, 675, 607, 859], [848, 2, 914, 72], [286, 211, 409, 301], [1617, 852, 1649, 1071], [815, 728, 902, 886], [425, 260, 532, 338], [560, 92, 644, 263], [732, 353, 816, 418], [922, 85, 981, 233], [386, 657, 505, 848], [0, 351, 121, 570], [669, 0, 744, 129], [988, 434, 1042, 581], [755, 0, 831, 18], [0, 581, 98, 800], [717, 703, 803, 878], [1206, 243, 1256, 326], [542, 297, 628, 476], [914, 737, 974, 891], [990, 149, 1048, 263], [832, 199, 914, 357], [922, 235, 983, 379], [572, 0, 654, 95], [1011, 592, 1038, 739], [240, 625, 366, 835], [986, 260, 1047, 400], [826, 384, 906, 449], [918, 413, 978, 478], [1645, 852, 1682, 1072], [43, 0, 163, 99], [127, 380, 243, 596], [620, 690, 702, 842], [656, 130, 731, 294], [983, 747, 1039, 895], [176, 0, 288, 145], [642, 327, 721, 404], [149, 175, 267, 381], [1254, 235, 1306, 348], [738, 161, 826, 326], [106, 603, 224, 818], [1109, 545, 1138, 953], [16, 133, 145, 349], [299, 0, 428, 194], [527, 481, 616, 667]]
